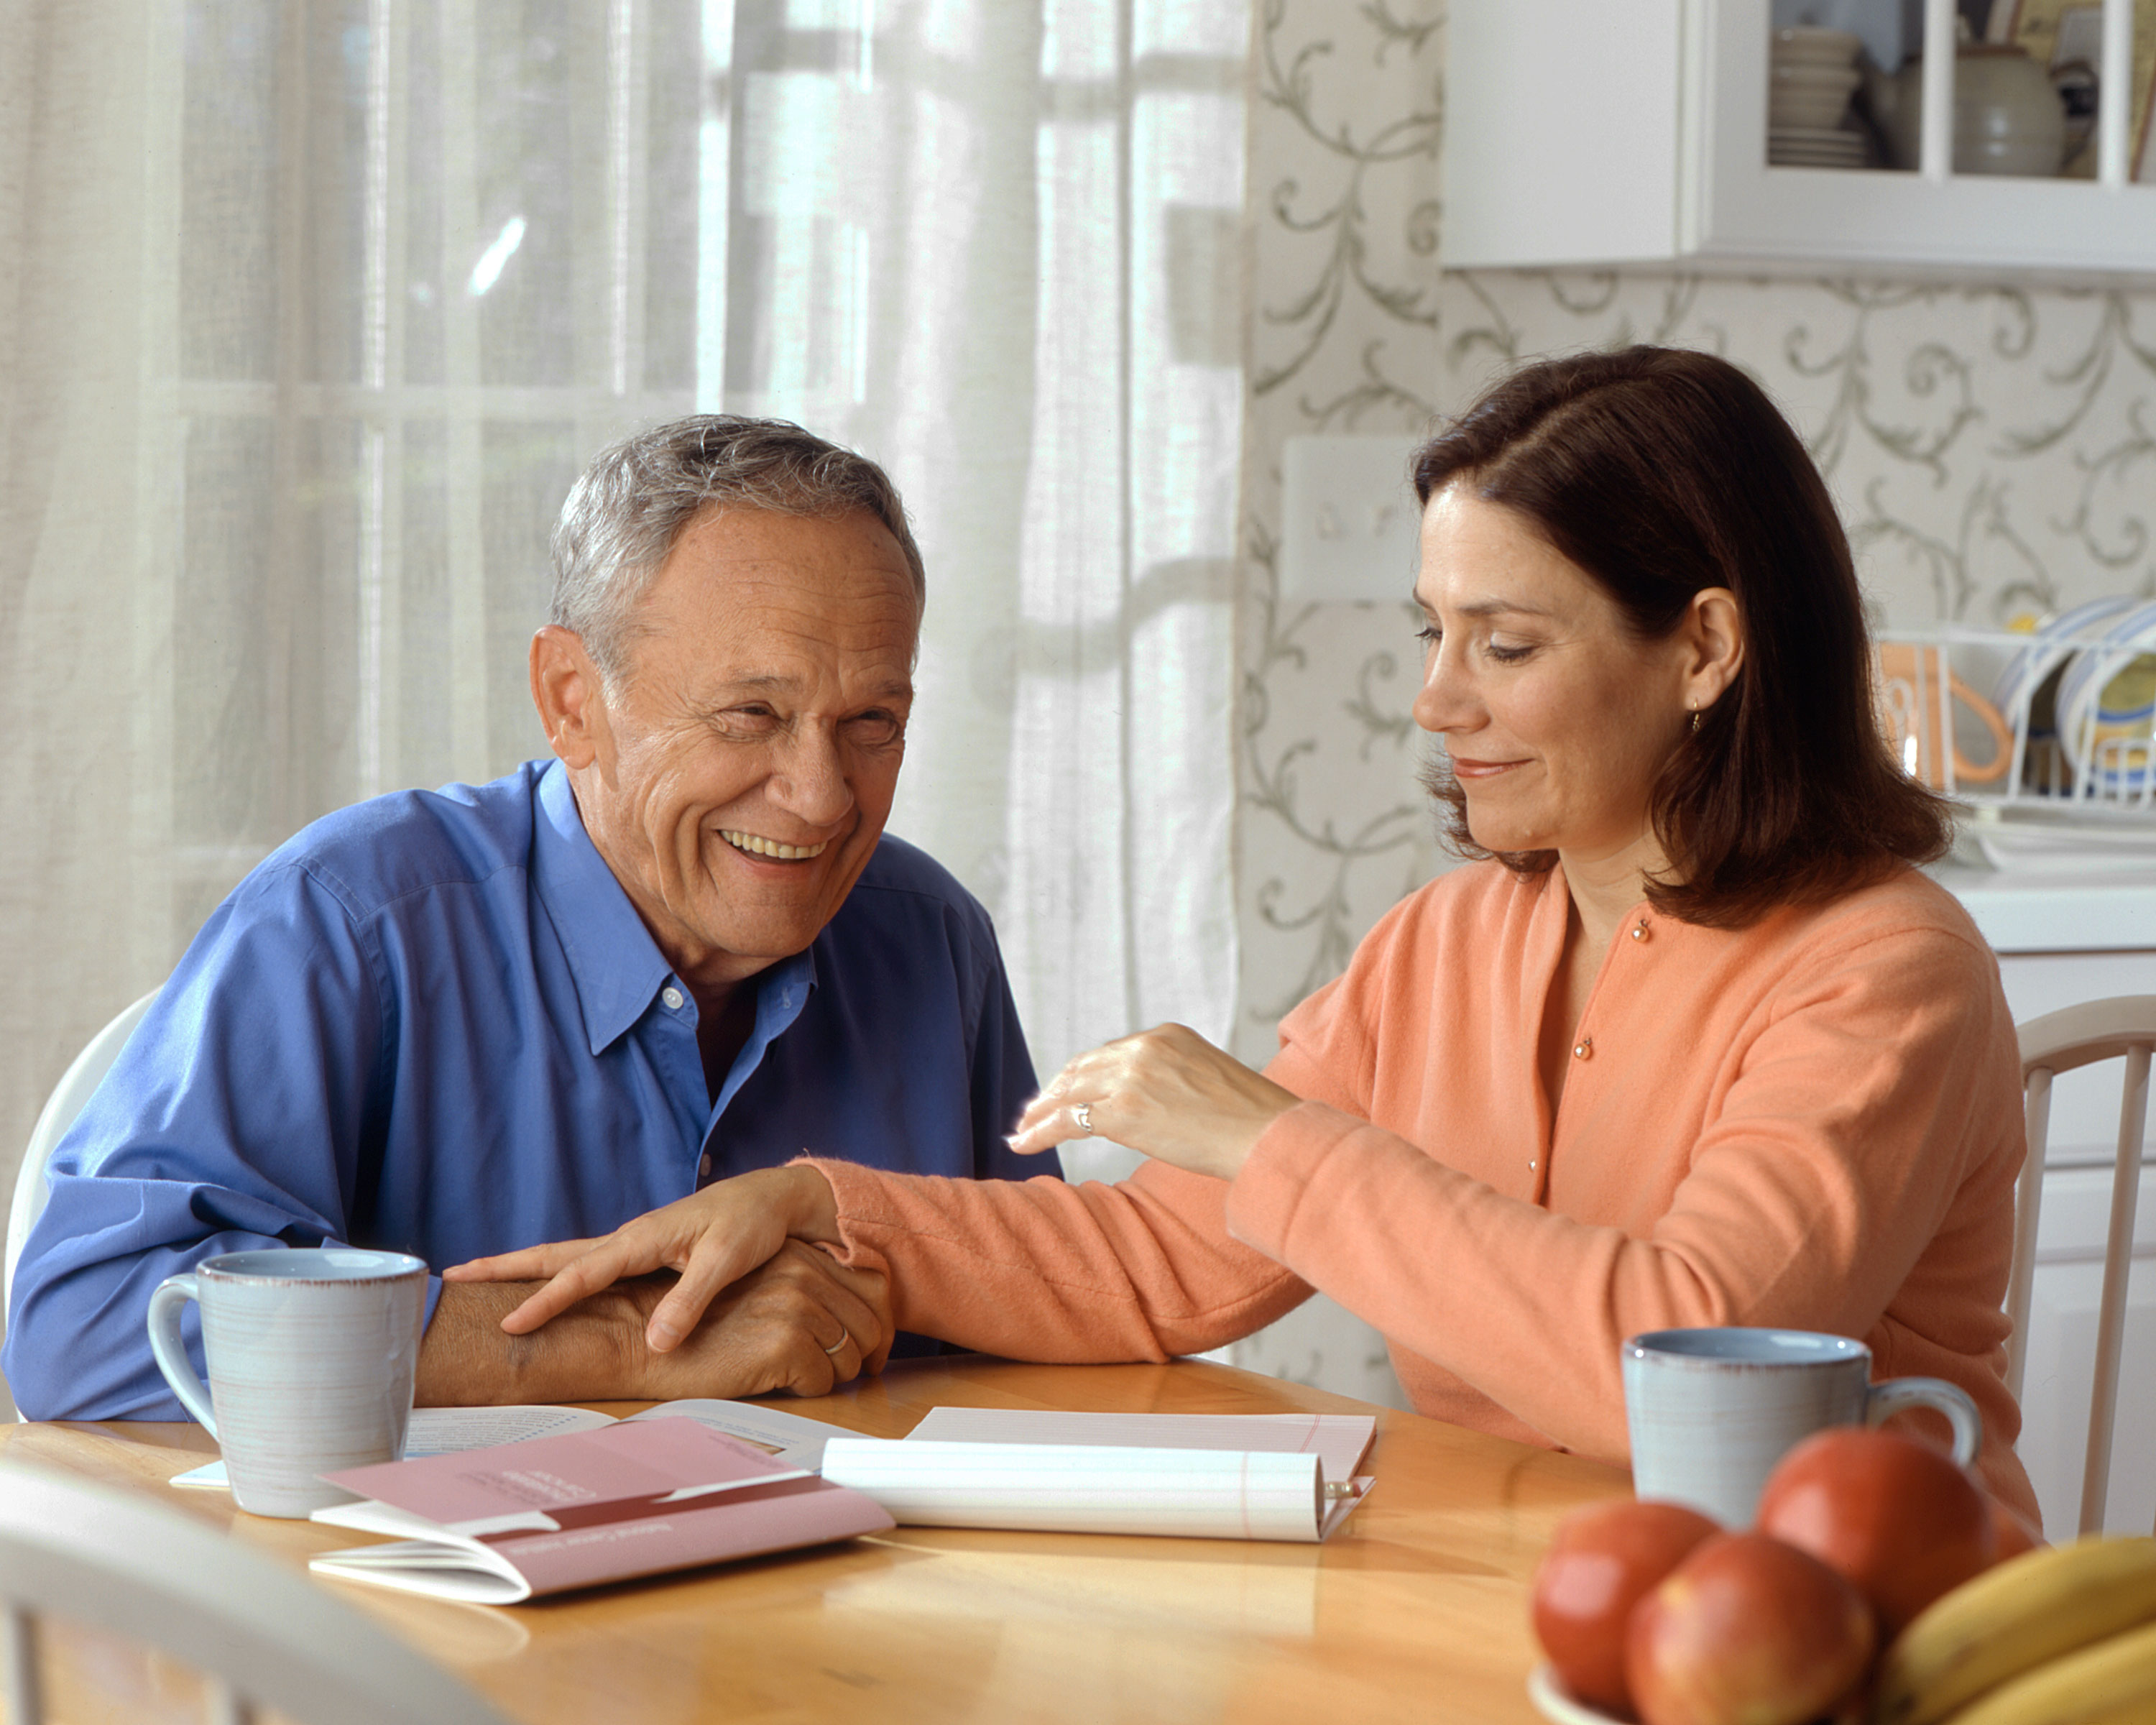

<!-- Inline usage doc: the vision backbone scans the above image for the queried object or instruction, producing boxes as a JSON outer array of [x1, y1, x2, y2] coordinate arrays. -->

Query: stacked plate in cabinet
[[1769, 27, 1870, 170], [1770, 126, 1869, 168]]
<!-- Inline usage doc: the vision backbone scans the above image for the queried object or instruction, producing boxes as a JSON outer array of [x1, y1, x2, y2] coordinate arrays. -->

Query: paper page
[[624, 1398, 853, 1468], [821, 1438, 1328, 1542], [904, 1407, 1376, 1489], [310, 1537, 536, 1607], [172, 1403, 619, 1491]]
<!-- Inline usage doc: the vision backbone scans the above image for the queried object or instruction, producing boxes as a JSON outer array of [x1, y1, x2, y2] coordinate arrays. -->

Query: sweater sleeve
[[1226, 919, 2023, 1471], [807, 1151, 1312, 1362]]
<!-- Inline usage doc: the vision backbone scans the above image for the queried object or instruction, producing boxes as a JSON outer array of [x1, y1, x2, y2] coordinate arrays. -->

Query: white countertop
[[1930, 865, 2156, 954]]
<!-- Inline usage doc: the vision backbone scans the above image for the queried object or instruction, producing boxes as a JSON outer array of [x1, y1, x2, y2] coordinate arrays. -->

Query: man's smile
[[718, 828, 831, 862]]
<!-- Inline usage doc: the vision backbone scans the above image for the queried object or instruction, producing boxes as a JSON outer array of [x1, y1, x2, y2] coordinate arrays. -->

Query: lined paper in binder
[[819, 1407, 1378, 1542]]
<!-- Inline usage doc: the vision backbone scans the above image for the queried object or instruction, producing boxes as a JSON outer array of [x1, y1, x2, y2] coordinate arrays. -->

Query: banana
[[1941, 1618, 2156, 1725], [1871, 1535, 2156, 1725]]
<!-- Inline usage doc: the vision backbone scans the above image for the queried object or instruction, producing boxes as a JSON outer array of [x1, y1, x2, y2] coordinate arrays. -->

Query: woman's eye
[[1414, 624, 1439, 647], [1487, 641, 1534, 665]]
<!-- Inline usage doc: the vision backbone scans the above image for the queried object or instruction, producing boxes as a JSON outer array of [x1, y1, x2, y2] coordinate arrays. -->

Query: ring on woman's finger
[[1074, 1102, 1094, 1135], [823, 1336, 849, 1356]]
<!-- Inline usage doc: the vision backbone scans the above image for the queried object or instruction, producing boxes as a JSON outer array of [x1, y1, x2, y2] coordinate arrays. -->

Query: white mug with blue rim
[[1622, 1327, 1982, 1527], [146, 1247, 428, 1517]]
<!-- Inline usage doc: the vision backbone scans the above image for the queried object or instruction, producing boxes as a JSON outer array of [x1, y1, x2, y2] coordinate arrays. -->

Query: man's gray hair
[[550, 415, 927, 686]]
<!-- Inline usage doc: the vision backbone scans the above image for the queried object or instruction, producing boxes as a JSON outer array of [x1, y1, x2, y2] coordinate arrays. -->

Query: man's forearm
[[416, 1279, 648, 1405]]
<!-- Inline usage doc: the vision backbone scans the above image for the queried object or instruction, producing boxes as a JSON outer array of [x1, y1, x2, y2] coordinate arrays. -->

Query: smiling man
[[4, 418, 1052, 1420]]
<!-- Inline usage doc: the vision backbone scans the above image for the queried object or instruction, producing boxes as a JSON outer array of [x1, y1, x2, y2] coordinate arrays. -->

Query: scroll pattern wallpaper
[[1225, 0, 2156, 1402]]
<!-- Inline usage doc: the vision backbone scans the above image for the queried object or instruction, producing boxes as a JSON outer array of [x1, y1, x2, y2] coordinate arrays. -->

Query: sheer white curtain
[[0, 0, 1247, 1269]]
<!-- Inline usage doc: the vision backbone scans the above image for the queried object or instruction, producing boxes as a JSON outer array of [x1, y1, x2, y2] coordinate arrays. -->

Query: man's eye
[[849, 711, 906, 746]]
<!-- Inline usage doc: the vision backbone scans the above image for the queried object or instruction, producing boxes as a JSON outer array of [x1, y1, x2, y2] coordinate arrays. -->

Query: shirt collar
[[529, 760, 824, 1059], [530, 760, 677, 1056]]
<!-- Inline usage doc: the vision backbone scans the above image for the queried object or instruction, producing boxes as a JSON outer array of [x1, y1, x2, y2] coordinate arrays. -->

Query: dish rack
[[1872, 610, 2156, 869]]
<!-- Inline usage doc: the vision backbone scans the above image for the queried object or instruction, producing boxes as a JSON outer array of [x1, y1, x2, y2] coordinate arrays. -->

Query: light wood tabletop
[[0, 1356, 1631, 1724]]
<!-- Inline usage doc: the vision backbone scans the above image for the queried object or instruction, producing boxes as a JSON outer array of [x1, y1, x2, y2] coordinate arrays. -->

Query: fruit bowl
[[1526, 1663, 1625, 1725]]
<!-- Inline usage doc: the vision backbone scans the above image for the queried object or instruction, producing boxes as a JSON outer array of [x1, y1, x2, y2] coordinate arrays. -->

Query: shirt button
[[662, 986, 685, 1011], [698, 1153, 713, 1179], [1529, 1160, 1538, 1172], [1572, 1037, 1593, 1060]]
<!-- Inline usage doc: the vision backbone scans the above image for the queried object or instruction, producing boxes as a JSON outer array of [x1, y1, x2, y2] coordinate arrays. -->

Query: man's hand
[[442, 1163, 843, 1355], [418, 1238, 889, 1404]]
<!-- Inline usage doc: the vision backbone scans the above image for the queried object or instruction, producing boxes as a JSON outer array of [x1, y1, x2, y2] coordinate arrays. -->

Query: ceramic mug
[[147, 1247, 428, 1517], [1876, 642, 2013, 788], [1622, 1328, 1981, 1527]]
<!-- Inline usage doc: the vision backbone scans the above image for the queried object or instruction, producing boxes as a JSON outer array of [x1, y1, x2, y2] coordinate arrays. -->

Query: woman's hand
[[441, 1163, 842, 1354], [1008, 1023, 1302, 1182]]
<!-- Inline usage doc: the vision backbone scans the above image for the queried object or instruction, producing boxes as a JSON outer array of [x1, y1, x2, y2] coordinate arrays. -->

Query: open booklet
[[824, 1407, 1378, 1543], [172, 1397, 845, 1490], [305, 1416, 893, 1604]]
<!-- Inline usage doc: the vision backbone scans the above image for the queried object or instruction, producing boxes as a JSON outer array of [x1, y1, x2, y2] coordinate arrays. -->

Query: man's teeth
[[719, 829, 829, 861]]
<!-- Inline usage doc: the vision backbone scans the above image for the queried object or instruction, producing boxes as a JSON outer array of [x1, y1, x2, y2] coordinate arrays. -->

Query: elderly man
[[4, 417, 1052, 1420]]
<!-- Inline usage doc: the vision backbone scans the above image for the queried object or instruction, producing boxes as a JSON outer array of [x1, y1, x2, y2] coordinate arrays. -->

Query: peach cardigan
[[811, 861, 2038, 1516]]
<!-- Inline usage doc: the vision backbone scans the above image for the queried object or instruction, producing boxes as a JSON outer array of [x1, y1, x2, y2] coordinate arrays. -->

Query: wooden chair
[[0, 1466, 512, 1725], [2007, 995, 2156, 1536], [4, 988, 159, 1318]]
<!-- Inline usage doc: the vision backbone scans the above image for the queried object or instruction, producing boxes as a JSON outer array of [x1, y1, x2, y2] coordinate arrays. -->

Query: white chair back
[[0, 1466, 512, 1725], [2009, 994, 2156, 1537], [5, 990, 160, 1319]]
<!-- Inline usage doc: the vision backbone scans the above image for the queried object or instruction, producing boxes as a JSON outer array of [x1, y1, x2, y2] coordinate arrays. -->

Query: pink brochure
[[308, 1415, 893, 1604]]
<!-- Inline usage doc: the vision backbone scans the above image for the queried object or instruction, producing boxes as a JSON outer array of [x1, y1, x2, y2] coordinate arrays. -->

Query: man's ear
[[530, 626, 609, 769]]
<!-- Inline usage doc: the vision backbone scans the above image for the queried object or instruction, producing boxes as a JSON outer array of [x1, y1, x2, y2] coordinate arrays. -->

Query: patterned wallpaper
[[1225, 0, 2156, 1404]]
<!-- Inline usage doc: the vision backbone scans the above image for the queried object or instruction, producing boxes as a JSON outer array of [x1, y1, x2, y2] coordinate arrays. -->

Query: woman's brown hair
[[1412, 345, 1949, 928]]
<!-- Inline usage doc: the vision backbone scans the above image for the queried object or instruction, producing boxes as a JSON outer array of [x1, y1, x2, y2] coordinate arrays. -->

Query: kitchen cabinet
[[1442, 0, 2156, 277], [1938, 870, 2156, 1537]]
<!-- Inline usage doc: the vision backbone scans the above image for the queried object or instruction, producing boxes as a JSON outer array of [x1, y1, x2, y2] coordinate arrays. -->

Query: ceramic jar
[[1867, 43, 2068, 177]]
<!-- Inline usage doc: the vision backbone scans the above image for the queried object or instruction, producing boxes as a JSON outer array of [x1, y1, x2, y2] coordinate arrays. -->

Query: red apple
[[1531, 1499, 1720, 1715], [1755, 1427, 1995, 1637], [1626, 1532, 1876, 1725]]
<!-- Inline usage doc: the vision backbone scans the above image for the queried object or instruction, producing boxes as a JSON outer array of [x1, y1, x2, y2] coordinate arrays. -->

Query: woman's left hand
[[1008, 1023, 1302, 1182]]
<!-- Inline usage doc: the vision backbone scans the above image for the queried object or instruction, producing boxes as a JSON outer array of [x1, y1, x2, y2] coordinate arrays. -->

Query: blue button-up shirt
[[4, 760, 1051, 1419]]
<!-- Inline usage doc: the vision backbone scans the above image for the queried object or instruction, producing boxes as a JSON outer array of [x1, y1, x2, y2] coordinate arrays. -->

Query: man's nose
[[768, 727, 853, 826]]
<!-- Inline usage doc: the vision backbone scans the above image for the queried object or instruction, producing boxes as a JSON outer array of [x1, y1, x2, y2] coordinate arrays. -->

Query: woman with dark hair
[[456, 346, 2037, 1517]]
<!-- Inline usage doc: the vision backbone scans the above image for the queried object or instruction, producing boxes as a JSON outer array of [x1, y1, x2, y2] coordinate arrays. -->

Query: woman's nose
[[1411, 638, 1473, 735]]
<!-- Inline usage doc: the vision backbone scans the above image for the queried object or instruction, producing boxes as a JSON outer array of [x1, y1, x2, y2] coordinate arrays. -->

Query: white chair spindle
[[2080, 1041, 2152, 1534]]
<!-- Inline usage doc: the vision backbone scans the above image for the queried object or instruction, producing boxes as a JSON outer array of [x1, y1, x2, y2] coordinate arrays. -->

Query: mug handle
[[1948, 673, 2014, 786], [1863, 1375, 1980, 1468], [145, 1274, 218, 1435]]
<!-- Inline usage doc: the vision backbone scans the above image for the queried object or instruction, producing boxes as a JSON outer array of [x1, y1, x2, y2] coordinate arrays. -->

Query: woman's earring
[[1690, 704, 1702, 735]]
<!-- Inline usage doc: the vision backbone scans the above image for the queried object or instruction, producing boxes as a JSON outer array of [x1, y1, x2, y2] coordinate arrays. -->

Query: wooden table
[[0, 1357, 1630, 1724]]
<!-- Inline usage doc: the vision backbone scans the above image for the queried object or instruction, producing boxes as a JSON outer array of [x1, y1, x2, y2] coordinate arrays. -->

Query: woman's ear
[[528, 625, 609, 769], [1683, 586, 1745, 712]]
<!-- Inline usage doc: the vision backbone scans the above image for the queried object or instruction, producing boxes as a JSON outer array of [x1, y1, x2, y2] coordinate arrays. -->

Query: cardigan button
[[1572, 1037, 1593, 1060]]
